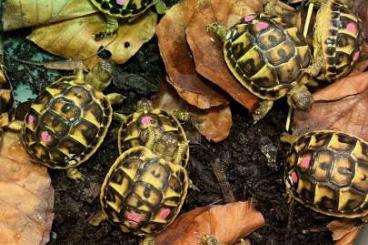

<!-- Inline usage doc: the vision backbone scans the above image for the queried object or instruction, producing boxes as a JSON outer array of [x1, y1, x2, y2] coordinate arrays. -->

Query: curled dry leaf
[[153, 201, 265, 245], [28, 12, 157, 69], [3, 0, 97, 31], [327, 220, 360, 245], [154, 80, 232, 142], [186, 0, 260, 111], [0, 132, 54, 245], [293, 62, 368, 140], [156, 0, 228, 109]]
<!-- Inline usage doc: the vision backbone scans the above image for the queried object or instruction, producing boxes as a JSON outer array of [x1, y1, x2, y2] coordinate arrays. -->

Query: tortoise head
[[288, 85, 313, 111], [85, 60, 114, 91], [136, 99, 153, 113]]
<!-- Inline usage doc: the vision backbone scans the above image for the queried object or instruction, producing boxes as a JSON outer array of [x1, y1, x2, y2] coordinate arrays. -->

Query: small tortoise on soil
[[118, 99, 189, 167], [90, 0, 166, 40], [284, 131, 368, 219], [21, 61, 124, 180], [305, 0, 362, 81], [90, 146, 188, 236], [208, 14, 313, 123]]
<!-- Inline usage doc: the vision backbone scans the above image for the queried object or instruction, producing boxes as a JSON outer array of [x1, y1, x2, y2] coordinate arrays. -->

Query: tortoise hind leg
[[89, 211, 108, 226], [252, 100, 274, 124], [66, 168, 84, 181], [95, 15, 119, 41]]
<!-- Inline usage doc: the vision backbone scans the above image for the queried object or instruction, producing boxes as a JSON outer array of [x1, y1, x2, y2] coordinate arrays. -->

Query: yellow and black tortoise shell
[[224, 14, 311, 100], [0, 73, 13, 127], [21, 77, 112, 169], [100, 146, 188, 234], [90, 0, 155, 19], [286, 131, 368, 218], [320, 0, 362, 81], [118, 109, 189, 167]]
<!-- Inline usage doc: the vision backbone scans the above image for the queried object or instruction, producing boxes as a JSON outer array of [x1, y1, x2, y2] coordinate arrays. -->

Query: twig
[[284, 200, 295, 245], [210, 158, 235, 203]]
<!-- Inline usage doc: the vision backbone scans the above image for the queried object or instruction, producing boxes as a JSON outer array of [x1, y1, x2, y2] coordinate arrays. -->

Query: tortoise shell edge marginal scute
[[286, 130, 368, 218], [223, 15, 311, 100], [21, 77, 112, 169], [90, 0, 156, 19]]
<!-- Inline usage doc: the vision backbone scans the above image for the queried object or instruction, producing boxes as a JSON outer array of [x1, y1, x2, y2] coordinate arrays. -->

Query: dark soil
[[3, 1, 336, 244]]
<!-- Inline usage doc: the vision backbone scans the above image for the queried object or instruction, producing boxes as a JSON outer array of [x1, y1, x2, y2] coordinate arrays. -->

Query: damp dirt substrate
[[3, 4, 336, 245]]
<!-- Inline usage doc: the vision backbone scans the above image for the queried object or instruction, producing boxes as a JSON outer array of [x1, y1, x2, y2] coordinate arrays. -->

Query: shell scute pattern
[[224, 15, 311, 100], [22, 77, 112, 169], [286, 131, 368, 218], [321, 0, 362, 80], [90, 0, 155, 19], [100, 147, 188, 234], [119, 107, 189, 167], [0, 75, 13, 127]]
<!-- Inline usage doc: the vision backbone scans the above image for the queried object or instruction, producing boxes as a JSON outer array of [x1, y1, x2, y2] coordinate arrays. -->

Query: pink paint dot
[[127, 211, 143, 224], [116, 0, 126, 5], [300, 154, 311, 170], [40, 131, 52, 143], [255, 21, 269, 31], [346, 22, 357, 34], [353, 51, 360, 62], [244, 14, 256, 22], [289, 171, 298, 185], [159, 208, 171, 220], [140, 116, 152, 126], [27, 115, 35, 126]]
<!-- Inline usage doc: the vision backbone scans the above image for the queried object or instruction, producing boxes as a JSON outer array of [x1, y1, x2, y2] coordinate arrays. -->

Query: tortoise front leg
[[144, 127, 156, 150], [66, 168, 84, 181], [89, 210, 108, 226], [173, 141, 188, 166], [95, 15, 119, 41], [106, 93, 126, 105], [252, 100, 274, 124]]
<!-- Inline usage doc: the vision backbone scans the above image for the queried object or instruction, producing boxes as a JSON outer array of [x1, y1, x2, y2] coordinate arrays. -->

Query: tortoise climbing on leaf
[[305, 0, 362, 81], [20, 61, 124, 180], [117, 99, 189, 167], [284, 131, 368, 219], [90, 0, 167, 40], [90, 146, 189, 236], [208, 14, 313, 123]]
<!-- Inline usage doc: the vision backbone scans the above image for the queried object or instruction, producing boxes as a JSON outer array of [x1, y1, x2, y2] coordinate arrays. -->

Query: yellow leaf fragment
[[28, 12, 157, 69], [3, 0, 97, 31]]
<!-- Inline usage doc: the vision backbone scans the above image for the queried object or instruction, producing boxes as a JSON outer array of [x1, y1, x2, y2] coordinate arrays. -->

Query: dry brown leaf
[[293, 68, 368, 139], [156, 1, 228, 109], [3, 0, 97, 31], [0, 132, 54, 245], [154, 80, 232, 142], [153, 201, 265, 245], [327, 220, 360, 245], [186, 0, 260, 111], [28, 12, 157, 69]]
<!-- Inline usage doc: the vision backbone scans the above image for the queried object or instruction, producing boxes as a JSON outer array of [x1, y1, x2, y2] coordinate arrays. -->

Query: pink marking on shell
[[300, 154, 311, 170], [27, 115, 35, 126], [40, 131, 52, 143], [141, 116, 152, 126], [116, 0, 126, 5], [244, 14, 256, 22], [159, 208, 171, 220], [353, 51, 360, 62], [289, 171, 298, 185], [346, 22, 357, 34], [255, 21, 269, 31], [127, 211, 143, 224]]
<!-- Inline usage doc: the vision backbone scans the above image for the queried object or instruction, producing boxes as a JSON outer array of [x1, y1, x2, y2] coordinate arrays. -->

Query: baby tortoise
[[117, 99, 189, 167], [208, 14, 313, 123], [90, 0, 167, 40], [90, 146, 188, 236], [20, 61, 124, 180], [303, 0, 363, 81], [284, 131, 368, 219]]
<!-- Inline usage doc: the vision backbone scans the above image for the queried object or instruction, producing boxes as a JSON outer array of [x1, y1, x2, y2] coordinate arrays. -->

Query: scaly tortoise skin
[[21, 61, 123, 179], [311, 0, 362, 81], [0, 71, 12, 128], [118, 99, 189, 167], [286, 131, 368, 219], [99, 146, 188, 234], [208, 14, 313, 122]]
